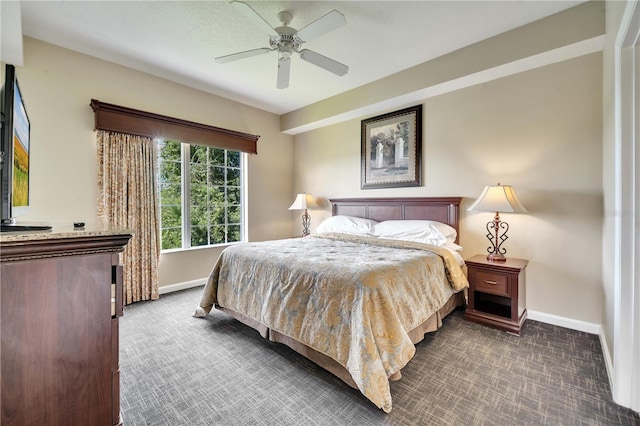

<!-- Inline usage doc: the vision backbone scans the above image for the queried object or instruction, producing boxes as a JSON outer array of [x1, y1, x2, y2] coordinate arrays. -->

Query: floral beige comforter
[[195, 233, 468, 413]]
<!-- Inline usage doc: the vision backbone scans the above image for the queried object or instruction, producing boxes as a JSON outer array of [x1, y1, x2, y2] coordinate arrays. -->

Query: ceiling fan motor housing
[[270, 26, 302, 52]]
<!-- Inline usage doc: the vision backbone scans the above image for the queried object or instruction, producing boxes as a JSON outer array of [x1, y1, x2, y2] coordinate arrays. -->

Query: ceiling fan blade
[[215, 48, 271, 64], [299, 49, 348, 76], [230, 1, 278, 37], [277, 56, 291, 89], [297, 10, 346, 42]]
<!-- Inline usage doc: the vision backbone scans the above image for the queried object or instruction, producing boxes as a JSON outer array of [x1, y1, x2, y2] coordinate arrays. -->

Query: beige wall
[[294, 53, 603, 324], [12, 37, 294, 287]]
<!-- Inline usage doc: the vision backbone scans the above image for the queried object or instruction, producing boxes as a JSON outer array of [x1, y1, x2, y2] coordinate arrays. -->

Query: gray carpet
[[120, 286, 640, 425]]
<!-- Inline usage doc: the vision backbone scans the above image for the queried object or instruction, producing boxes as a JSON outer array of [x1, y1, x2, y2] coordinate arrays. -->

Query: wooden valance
[[90, 99, 260, 154]]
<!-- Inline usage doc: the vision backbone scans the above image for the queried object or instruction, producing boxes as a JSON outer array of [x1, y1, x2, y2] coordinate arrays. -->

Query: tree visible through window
[[157, 140, 243, 251]]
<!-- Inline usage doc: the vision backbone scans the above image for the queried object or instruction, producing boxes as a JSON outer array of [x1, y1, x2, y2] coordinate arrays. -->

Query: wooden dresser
[[0, 227, 132, 426]]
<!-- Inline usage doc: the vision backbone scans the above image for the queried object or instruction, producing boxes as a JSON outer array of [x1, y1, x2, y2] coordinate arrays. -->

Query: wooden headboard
[[330, 197, 462, 244]]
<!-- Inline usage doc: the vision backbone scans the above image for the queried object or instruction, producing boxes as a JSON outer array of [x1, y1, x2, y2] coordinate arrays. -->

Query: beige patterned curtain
[[97, 130, 160, 304]]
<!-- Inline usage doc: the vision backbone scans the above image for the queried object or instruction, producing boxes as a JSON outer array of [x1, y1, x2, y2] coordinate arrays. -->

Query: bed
[[195, 197, 468, 413]]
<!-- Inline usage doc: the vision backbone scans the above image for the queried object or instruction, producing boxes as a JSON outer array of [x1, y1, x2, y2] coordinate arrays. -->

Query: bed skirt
[[215, 290, 466, 389]]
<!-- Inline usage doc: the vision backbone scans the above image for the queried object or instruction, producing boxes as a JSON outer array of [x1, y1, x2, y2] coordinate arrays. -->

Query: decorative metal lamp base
[[301, 209, 311, 237], [485, 212, 509, 262]]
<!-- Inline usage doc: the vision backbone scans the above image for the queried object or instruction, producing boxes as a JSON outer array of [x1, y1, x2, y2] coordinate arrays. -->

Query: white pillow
[[371, 220, 460, 249], [316, 215, 378, 235]]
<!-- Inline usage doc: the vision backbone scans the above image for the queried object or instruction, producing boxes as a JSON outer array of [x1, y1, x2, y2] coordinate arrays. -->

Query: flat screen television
[[1, 64, 50, 232]]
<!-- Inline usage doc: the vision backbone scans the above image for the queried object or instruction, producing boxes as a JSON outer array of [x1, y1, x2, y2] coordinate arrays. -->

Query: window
[[157, 140, 244, 251]]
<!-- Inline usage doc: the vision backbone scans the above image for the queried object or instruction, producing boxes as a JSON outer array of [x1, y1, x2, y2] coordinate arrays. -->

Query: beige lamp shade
[[288, 193, 317, 210], [468, 184, 528, 213]]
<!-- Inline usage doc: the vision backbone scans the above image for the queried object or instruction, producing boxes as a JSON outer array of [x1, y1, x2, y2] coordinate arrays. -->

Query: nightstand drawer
[[474, 270, 509, 297]]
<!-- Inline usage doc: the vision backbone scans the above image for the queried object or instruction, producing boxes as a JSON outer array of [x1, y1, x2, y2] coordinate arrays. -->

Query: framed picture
[[361, 104, 422, 189]]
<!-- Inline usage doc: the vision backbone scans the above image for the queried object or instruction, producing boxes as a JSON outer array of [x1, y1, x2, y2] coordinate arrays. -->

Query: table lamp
[[468, 183, 528, 261], [288, 193, 317, 237]]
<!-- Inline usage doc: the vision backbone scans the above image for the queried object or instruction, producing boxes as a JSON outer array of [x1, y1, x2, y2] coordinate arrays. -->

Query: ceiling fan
[[216, 1, 349, 89]]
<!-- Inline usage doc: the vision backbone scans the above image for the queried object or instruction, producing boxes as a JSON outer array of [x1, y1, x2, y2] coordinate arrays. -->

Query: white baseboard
[[158, 278, 207, 295], [527, 310, 601, 334], [598, 328, 615, 392]]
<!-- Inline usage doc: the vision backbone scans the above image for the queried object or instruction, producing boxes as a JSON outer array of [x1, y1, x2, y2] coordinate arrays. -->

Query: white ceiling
[[13, 1, 585, 115]]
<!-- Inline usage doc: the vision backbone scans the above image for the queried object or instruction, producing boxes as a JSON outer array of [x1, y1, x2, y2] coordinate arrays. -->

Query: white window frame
[[158, 140, 247, 252]]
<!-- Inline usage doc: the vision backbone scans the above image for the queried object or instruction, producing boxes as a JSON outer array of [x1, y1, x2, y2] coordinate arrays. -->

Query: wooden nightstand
[[464, 255, 529, 335]]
